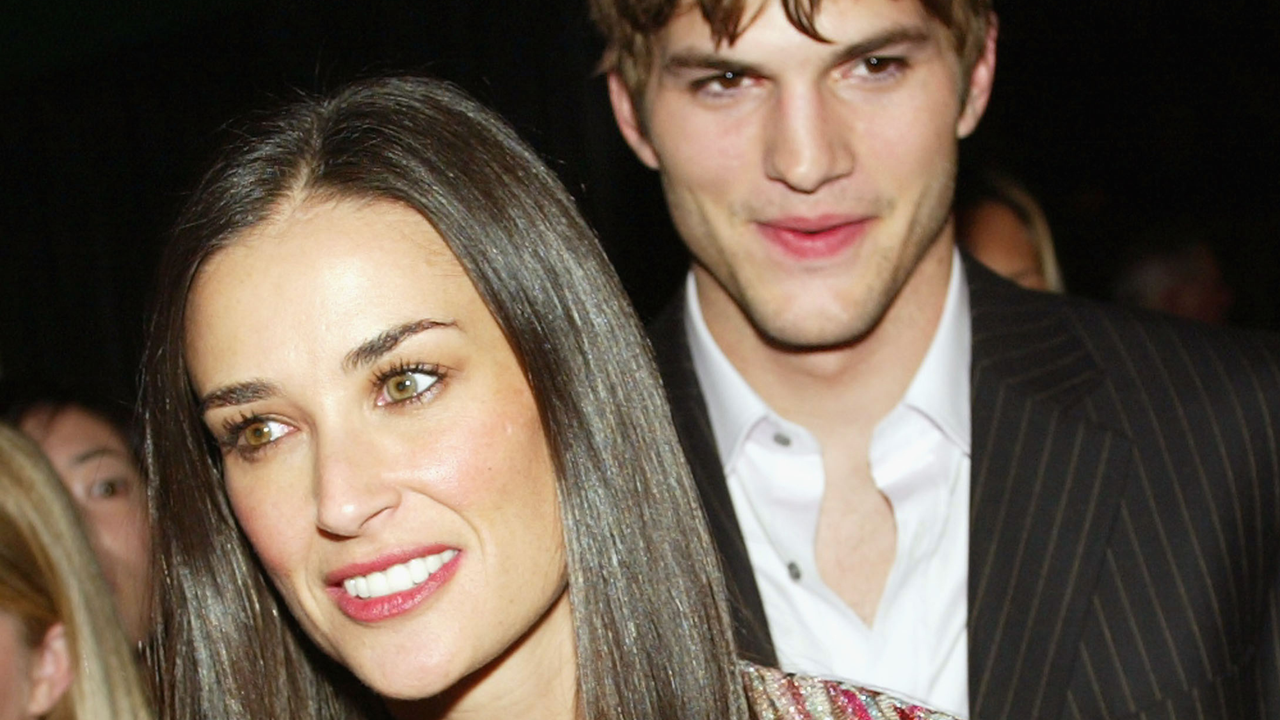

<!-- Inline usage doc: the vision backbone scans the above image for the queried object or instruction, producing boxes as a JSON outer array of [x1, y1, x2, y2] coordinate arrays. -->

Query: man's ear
[[957, 13, 998, 139], [607, 72, 661, 170], [26, 623, 73, 717]]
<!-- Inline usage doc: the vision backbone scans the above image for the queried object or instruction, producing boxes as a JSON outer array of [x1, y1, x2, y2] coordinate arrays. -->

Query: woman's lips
[[756, 216, 873, 260], [327, 547, 461, 623]]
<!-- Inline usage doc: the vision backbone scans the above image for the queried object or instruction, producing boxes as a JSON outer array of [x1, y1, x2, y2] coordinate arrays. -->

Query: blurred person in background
[[0, 423, 154, 719], [955, 169, 1064, 292], [2, 386, 152, 645], [1112, 230, 1234, 324]]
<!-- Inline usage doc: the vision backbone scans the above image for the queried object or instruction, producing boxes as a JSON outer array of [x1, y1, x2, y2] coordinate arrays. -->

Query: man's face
[[610, 0, 995, 349]]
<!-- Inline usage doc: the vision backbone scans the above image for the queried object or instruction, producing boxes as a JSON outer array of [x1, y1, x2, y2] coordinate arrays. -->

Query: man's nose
[[764, 86, 855, 193]]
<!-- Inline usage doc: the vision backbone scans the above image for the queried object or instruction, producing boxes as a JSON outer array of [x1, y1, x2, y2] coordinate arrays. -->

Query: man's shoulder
[[1042, 287, 1280, 379], [645, 287, 709, 411], [646, 288, 689, 362], [967, 259, 1280, 381]]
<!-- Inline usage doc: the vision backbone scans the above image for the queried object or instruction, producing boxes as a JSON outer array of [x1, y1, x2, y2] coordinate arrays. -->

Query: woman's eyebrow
[[72, 446, 126, 466], [342, 318, 456, 372], [199, 379, 280, 413]]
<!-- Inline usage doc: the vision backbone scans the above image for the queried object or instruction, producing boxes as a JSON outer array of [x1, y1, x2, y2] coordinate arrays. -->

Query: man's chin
[[749, 313, 881, 354]]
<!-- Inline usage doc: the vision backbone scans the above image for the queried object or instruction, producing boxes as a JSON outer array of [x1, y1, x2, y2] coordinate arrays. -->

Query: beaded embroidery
[[743, 663, 960, 720]]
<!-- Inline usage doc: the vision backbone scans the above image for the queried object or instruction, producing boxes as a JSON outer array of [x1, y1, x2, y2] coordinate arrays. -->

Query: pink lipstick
[[327, 546, 461, 623]]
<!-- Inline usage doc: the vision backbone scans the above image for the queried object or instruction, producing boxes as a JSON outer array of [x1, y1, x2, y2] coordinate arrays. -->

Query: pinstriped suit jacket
[[648, 256, 1280, 719]]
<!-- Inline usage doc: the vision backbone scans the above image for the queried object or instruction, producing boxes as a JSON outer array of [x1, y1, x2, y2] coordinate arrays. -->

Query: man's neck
[[699, 238, 954, 448]]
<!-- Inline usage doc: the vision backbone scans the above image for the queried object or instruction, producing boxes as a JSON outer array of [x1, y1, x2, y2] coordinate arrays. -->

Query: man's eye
[[852, 56, 907, 79], [693, 70, 751, 95], [380, 369, 440, 405]]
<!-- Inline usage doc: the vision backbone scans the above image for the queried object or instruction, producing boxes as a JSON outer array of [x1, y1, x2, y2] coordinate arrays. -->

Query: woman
[[4, 389, 152, 644], [141, 76, 956, 720], [0, 424, 154, 719], [956, 168, 1065, 293]]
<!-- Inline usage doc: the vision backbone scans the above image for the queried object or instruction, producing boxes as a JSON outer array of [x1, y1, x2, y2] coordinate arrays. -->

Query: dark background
[[3, 0, 1278, 403]]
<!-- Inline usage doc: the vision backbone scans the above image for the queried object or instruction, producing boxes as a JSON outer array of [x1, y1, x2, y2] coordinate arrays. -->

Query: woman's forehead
[[182, 199, 502, 390]]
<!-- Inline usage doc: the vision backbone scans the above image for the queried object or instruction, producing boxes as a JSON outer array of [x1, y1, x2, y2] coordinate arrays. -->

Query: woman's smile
[[329, 547, 462, 623]]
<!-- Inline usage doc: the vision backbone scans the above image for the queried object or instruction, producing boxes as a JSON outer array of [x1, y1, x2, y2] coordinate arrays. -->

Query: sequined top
[[743, 663, 960, 720]]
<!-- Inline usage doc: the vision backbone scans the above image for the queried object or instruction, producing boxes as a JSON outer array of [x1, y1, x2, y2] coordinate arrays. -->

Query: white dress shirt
[[684, 250, 973, 717]]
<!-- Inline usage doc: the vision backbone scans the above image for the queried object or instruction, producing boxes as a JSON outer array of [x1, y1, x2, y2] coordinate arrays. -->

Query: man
[[591, 0, 1280, 717]]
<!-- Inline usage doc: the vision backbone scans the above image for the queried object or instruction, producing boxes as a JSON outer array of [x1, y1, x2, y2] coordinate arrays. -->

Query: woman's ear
[[26, 623, 73, 717]]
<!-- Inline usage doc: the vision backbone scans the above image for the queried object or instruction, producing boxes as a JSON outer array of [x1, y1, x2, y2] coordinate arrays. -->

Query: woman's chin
[[358, 663, 456, 702], [375, 664, 479, 720]]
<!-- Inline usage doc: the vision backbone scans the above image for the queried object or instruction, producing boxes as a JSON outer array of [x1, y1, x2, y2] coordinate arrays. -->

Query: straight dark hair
[[140, 76, 747, 719]]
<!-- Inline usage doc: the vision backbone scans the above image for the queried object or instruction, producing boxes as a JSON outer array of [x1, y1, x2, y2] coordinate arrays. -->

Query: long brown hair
[[140, 76, 746, 719], [0, 424, 154, 720]]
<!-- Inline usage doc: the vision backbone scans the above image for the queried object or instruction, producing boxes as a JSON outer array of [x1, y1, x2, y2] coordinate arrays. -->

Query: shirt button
[[773, 432, 792, 447], [787, 562, 802, 581]]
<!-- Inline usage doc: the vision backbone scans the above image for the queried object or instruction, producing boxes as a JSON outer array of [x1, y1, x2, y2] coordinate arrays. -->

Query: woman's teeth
[[342, 549, 458, 600]]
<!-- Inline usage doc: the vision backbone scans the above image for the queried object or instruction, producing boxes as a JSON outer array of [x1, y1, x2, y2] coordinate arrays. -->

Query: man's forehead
[[660, 0, 938, 48], [654, 0, 943, 66]]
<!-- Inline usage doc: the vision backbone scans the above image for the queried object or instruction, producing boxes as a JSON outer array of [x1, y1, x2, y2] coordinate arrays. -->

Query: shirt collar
[[902, 248, 971, 455], [684, 271, 770, 465], [683, 247, 972, 462]]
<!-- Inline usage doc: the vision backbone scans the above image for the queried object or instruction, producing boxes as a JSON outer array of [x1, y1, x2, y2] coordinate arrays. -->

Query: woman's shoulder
[[741, 663, 961, 720]]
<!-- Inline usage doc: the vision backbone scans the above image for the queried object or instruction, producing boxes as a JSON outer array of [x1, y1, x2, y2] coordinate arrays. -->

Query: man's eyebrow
[[828, 27, 933, 67], [342, 318, 456, 372], [662, 26, 933, 75], [199, 380, 280, 414], [663, 52, 765, 76]]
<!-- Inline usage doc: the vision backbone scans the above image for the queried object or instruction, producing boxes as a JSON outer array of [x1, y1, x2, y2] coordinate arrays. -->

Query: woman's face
[[19, 406, 152, 643], [184, 198, 571, 703], [958, 200, 1047, 291]]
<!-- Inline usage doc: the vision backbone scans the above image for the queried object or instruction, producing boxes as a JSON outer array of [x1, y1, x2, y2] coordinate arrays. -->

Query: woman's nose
[[311, 434, 401, 538]]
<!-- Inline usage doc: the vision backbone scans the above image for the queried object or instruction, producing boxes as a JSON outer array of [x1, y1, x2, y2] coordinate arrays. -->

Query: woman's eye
[[242, 419, 290, 448], [379, 369, 440, 405], [89, 479, 122, 499]]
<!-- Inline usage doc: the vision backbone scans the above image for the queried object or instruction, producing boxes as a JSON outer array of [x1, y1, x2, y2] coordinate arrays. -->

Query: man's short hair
[[592, 0, 993, 110]]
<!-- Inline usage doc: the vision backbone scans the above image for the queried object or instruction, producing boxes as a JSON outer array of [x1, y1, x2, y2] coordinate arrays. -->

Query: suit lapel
[[965, 259, 1132, 719], [652, 260, 1133, 714], [649, 294, 779, 666]]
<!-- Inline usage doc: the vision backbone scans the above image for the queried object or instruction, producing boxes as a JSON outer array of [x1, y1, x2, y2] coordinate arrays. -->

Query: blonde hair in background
[[986, 174, 1064, 293], [0, 424, 153, 720], [957, 169, 1065, 293]]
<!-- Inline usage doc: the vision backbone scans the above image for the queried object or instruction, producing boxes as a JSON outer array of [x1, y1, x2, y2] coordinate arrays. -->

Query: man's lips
[[756, 215, 873, 260]]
